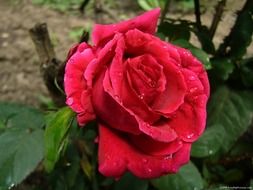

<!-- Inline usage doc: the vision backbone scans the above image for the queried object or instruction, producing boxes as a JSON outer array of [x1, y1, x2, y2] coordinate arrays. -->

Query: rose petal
[[92, 72, 141, 135], [130, 134, 183, 156], [137, 120, 177, 142], [92, 8, 160, 46], [125, 29, 187, 116], [175, 46, 210, 97], [98, 124, 191, 179], [126, 54, 166, 104], [64, 44, 96, 126], [84, 34, 122, 87]]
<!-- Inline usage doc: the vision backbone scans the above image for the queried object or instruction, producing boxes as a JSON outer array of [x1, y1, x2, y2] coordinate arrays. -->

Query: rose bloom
[[64, 8, 210, 179]]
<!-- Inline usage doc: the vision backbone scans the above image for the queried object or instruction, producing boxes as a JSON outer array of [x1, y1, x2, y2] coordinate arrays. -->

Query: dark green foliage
[[152, 161, 203, 190], [0, 103, 45, 189], [154, 0, 253, 189]]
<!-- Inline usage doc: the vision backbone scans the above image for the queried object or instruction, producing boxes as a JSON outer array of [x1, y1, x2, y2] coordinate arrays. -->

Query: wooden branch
[[209, 0, 227, 40], [29, 23, 65, 106]]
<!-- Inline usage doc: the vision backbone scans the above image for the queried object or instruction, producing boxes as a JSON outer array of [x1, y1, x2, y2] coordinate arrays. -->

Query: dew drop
[[138, 93, 144, 100], [188, 75, 196, 81], [66, 97, 74, 105], [163, 45, 168, 49], [149, 80, 156, 88], [189, 87, 198, 93], [186, 133, 194, 139], [176, 69, 182, 74], [142, 158, 148, 163], [8, 184, 15, 190], [112, 24, 116, 28], [114, 95, 120, 100], [194, 187, 198, 190], [66, 162, 71, 166], [209, 150, 213, 155], [178, 141, 183, 145], [147, 168, 152, 173], [164, 154, 172, 160]]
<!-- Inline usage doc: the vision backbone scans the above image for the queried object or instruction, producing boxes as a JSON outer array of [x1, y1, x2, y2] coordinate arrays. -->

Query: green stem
[[160, 0, 171, 24], [194, 0, 201, 30]]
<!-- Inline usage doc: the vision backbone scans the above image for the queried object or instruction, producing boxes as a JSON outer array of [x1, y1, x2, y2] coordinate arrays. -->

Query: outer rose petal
[[167, 48, 210, 142], [92, 8, 160, 46], [64, 42, 96, 126], [98, 124, 191, 179], [175, 46, 210, 97]]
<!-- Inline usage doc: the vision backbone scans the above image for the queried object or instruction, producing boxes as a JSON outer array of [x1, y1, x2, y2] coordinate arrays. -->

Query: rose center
[[125, 54, 166, 104]]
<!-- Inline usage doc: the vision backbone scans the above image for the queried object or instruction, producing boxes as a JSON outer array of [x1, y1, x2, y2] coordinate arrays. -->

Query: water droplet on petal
[[189, 75, 196, 81], [138, 93, 144, 100], [66, 97, 74, 106], [147, 168, 152, 173], [149, 80, 156, 88], [176, 69, 182, 74], [164, 154, 173, 160], [186, 133, 194, 139], [142, 158, 148, 163], [189, 87, 198, 93], [163, 45, 168, 49]]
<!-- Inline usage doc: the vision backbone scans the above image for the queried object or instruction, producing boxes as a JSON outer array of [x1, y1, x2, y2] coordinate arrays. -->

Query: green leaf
[[0, 128, 44, 188], [218, 2, 253, 59], [137, 0, 154, 10], [138, 0, 165, 10], [152, 161, 203, 190], [158, 22, 191, 41], [44, 107, 75, 172], [114, 172, 148, 190], [223, 169, 244, 183], [240, 58, 253, 87], [191, 124, 225, 157], [0, 102, 45, 129], [210, 58, 234, 80], [207, 86, 253, 154], [172, 39, 212, 70]]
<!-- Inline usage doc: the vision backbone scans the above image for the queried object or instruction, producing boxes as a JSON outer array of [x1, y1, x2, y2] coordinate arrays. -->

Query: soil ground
[[0, 0, 252, 107]]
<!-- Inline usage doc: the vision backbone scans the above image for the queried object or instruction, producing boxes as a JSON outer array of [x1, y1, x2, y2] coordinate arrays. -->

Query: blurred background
[[0, 0, 252, 107]]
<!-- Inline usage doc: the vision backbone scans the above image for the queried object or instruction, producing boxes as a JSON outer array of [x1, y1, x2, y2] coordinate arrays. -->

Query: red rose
[[64, 8, 210, 179]]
